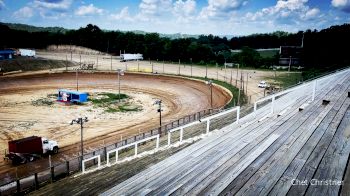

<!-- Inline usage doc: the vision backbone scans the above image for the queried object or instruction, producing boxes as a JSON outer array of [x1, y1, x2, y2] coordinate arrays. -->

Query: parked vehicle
[[258, 81, 270, 88], [18, 49, 36, 57], [120, 53, 143, 62], [5, 136, 59, 164]]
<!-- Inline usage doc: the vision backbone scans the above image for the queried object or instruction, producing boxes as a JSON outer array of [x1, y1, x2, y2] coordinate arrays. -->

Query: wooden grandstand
[[102, 68, 350, 195]]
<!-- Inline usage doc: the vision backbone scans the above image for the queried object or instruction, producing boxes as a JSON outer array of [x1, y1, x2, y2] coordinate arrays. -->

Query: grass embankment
[[190, 76, 247, 108], [265, 72, 303, 88], [0, 56, 75, 72]]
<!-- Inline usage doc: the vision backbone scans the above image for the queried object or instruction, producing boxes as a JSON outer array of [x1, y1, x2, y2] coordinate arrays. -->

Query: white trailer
[[120, 53, 143, 62], [19, 49, 36, 57]]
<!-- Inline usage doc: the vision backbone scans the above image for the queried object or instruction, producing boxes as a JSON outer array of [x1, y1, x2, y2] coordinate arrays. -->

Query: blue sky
[[0, 0, 349, 35]]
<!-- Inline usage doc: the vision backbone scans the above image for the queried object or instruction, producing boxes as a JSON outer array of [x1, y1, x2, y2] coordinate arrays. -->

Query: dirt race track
[[0, 72, 231, 166]]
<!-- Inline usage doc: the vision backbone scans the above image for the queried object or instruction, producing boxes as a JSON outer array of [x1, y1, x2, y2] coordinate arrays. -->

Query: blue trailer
[[0, 50, 15, 60], [57, 89, 88, 103]]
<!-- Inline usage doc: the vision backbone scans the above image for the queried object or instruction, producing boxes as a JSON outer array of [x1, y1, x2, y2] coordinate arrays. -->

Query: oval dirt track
[[0, 72, 231, 163]]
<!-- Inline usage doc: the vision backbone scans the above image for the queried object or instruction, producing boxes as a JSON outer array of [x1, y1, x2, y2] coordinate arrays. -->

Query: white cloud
[[110, 7, 134, 21], [13, 7, 34, 19], [199, 0, 247, 19], [245, 0, 320, 22], [137, 0, 172, 21], [332, 0, 350, 12], [33, 0, 72, 11], [75, 4, 104, 16], [173, 0, 196, 22]]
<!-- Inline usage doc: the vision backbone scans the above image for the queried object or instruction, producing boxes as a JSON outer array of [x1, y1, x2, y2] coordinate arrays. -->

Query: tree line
[[1, 23, 350, 71]]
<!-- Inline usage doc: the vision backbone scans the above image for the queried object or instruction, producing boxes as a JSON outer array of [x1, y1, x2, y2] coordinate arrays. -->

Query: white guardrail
[[254, 68, 350, 116], [167, 106, 240, 145], [82, 155, 101, 174], [106, 134, 160, 166]]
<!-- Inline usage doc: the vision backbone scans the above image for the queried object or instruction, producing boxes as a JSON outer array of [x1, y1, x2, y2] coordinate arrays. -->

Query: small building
[[0, 50, 15, 60], [279, 46, 302, 66], [57, 89, 88, 103]]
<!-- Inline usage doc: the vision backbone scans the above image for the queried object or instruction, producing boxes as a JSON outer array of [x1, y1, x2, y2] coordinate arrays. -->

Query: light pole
[[74, 68, 80, 91], [154, 100, 162, 134], [116, 69, 124, 102], [190, 58, 193, 77], [206, 80, 213, 108], [70, 117, 88, 168]]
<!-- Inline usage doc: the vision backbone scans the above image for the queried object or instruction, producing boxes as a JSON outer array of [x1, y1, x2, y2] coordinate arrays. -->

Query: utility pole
[[75, 68, 79, 91], [206, 80, 213, 108], [110, 55, 112, 71], [70, 117, 88, 170], [206, 64, 208, 78], [246, 73, 249, 94], [236, 63, 240, 87], [216, 63, 219, 80], [96, 56, 98, 70], [190, 58, 193, 77], [117, 69, 124, 102]]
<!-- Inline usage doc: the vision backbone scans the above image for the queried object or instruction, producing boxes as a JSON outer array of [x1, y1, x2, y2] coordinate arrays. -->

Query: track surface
[[0, 72, 231, 182]]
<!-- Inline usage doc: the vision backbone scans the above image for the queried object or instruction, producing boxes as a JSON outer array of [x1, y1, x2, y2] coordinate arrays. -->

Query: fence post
[[206, 120, 210, 134], [168, 132, 171, 146], [93, 151, 96, 165], [312, 80, 317, 101], [16, 179, 20, 193], [180, 128, 184, 143], [134, 143, 138, 157], [34, 173, 39, 190], [50, 166, 54, 183], [271, 95, 275, 114], [156, 135, 160, 149], [236, 106, 240, 124], [66, 161, 70, 176], [103, 147, 107, 162]]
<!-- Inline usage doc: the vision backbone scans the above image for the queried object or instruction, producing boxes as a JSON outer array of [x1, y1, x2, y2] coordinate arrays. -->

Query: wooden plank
[[305, 107, 350, 195], [127, 113, 280, 195], [269, 94, 350, 195], [177, 96, 307, 195], [221, 78, 349, 195], [234, 81, 350, 196]]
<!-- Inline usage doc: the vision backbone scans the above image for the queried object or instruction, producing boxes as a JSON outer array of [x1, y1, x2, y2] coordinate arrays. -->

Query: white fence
[[167, 106, 240, 145], [106, 134, 160, 166], [82, 155, 101, 174]]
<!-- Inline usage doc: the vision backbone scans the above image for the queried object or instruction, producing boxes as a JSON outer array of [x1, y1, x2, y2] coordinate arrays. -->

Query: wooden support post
[[34, 173, 39, 190], [66, 161, 70, 176], [156, 135, 160, 149], [16, 179, 20, 193], [236, 107, 240, 124], [93, 151, 96, 165], [134, 143, 138, 157]]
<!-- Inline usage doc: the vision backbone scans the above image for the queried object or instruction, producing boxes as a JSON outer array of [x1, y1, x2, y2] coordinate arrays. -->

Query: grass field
[[265, 72, 303, 88]]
